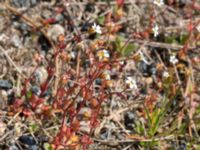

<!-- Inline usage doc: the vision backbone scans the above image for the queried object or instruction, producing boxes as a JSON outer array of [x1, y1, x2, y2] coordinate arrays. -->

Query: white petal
[[103, 50, 109, 58], [163, 71, 169, 78], [170, 56, 178, 64], [196, 24, 200, 32], [153, 0, 164, 7], [152, 24, 159, 37]]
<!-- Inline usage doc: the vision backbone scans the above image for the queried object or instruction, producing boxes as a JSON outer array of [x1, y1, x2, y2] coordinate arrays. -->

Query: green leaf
[[135, 121, 145, 135], [143, 104, 152, 125], [151, 109, 162, 136], [43, 143, 53, 150], [29, 124, 38, 133], [122, 43, 138, 56], [179, 33, 189, 45], [115, 35, 124, 51], [115, 35, 137, 56], [26, 91, 32, 99], [165, 35, 177, 44], [97, 16, 105, 25]]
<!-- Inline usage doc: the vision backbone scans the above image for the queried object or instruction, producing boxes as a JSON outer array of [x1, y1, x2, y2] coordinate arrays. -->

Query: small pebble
[[31, 86, 41, 96], [138, 61, 157, 77], [11, 34, 22, 48], [100, 128, 109, 139], [12, 0, 37, 8], [47, 24, 65, 42], [42, 9, 53, 19], [34, 67, 48, 85], [9, 145, 19, 150], [55, 14, 64, 24], [18, 23, 30, 34], [0, 80, 13, 90]]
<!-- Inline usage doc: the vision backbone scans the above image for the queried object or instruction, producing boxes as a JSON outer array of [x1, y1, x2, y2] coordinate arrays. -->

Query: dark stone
[[18, 23, 30, 35], [83, 59, 90, 69], [100, 128, 109, 139], [124, 111, 135, 130], [138, 61, 157, 77], [85, 3, 95, 12], [88, 33, 96, 40], [179, 0, 187, 8], [18, 135, 39, 150], [31, 86, 41, 96], [81, 22, 92, 32], [19, 135, 36, 146], [0, 80, 13, 90], [38, 34, 52, 52], [95, 78, 102, 86], [7, 92, 15, 105], [178, 141, 186, 150]]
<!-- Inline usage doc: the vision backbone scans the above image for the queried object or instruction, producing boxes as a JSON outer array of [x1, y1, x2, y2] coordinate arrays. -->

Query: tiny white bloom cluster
[[196, 24, 200, 32], [97, 49, 110, 60], [70, 51, 76, 59], [92, 23, 102, 34], [152, 24, 159, 37], [125, 77, 137, 89], [170, 55, 178, 65], [119, 61, 125, 65], [163, 71, 169, 78], [153, 0, 164, 7], [103, 71, 111, 80]]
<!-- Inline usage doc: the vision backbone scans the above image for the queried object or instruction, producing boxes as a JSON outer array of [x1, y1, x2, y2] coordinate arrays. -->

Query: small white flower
[[163, 71, 169, 78], [103, 71, 111, 80], [97, 49, 110, 60], [152, 24, 159, 37], [70, 51, 76, 59], [153, 0, 164, 7], [125, 77, 137, 89], [92, 23, 102, 34], [196, 24, 200, 32], [119, 61, 125, 65], [170, 55, 178, 65]]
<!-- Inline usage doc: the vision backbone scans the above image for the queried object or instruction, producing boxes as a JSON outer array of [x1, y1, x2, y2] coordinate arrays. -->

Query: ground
[[0, 0, 200, 150]]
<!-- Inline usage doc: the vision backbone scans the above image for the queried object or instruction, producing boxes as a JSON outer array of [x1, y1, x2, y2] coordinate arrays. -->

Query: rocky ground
[[0, 0, 200, 150]]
